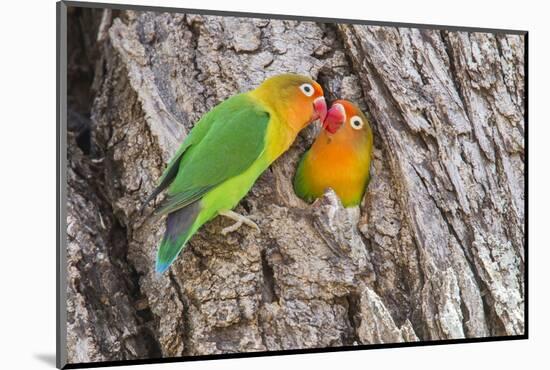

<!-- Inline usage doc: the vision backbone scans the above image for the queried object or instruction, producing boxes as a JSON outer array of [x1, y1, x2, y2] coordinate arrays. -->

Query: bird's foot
[[219, 210, 260, 235]]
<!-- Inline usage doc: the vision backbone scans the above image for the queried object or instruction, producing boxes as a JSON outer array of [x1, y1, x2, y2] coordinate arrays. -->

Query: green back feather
[[155, 93, 269, 214]]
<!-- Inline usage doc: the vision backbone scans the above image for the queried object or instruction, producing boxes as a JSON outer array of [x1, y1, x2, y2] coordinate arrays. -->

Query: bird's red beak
[[323, 103, 346, 134], [312, 97, 328, 123]]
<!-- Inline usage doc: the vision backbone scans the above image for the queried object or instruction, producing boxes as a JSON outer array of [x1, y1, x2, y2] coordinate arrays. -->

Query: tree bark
[[66, 9, 524, 362]]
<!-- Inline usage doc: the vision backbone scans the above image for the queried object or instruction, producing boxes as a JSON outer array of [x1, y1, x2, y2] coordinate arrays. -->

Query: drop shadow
[[34, 353, 57, 367]]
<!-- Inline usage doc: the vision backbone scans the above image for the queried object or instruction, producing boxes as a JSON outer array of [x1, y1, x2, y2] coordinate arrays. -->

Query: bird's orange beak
[[323, 103, 346, 134], [312, 97, 328, 123]]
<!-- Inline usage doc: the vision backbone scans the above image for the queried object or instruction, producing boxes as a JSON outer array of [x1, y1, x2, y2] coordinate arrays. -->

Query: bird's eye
[[350, 116, 364, 130], [299, 83, 314, 97]]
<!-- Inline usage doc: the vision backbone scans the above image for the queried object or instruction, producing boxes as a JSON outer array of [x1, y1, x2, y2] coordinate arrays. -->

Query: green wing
[[292, 151, 316, 203], [155, 93, 270, 215], [140, 102, 219, 211]]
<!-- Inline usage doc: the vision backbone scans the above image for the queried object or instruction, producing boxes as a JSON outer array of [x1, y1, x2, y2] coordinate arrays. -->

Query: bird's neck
[[250, 90, 307, 135], [311, 130, 370, 168], [264, 111, 301, 161]]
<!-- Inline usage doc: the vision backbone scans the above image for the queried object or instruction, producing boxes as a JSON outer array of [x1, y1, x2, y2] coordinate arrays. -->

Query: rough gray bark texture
[[66, 8, 525, 363]]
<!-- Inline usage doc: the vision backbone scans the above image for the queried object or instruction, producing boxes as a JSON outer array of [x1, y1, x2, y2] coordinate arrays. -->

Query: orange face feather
[[293, 100, 373, 207], [251, 74, 327, 134]]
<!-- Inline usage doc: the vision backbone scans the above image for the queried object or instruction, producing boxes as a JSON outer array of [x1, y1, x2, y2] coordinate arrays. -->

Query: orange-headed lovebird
[[142, 74, 327, 273], [293, 100, 373, 207]]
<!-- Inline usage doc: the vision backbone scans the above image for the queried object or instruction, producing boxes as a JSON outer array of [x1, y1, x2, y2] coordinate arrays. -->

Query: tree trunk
[[66, 8, 524, 363]]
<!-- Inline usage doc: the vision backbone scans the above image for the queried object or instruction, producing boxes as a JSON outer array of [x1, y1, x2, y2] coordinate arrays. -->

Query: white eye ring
[[299, 83, 314, 97], [350, 115, 364, 130]]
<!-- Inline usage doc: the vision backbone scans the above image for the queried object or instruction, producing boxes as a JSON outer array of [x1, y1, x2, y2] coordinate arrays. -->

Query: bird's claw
[[219, 210, 260, 235]]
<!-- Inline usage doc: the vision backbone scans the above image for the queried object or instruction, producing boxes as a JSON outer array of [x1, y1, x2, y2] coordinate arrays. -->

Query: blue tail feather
[[155, 202, 201, 274]]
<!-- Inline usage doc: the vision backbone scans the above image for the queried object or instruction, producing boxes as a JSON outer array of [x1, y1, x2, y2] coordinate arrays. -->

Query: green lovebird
[[142, 74, 327, 274]]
